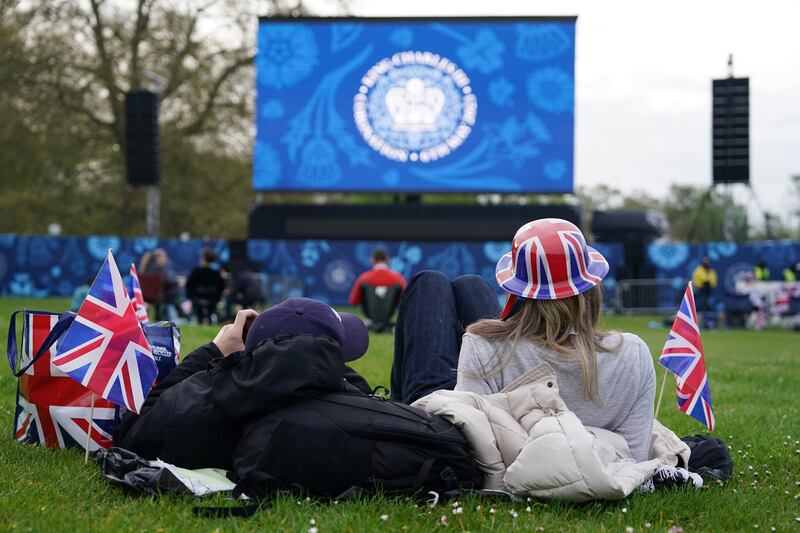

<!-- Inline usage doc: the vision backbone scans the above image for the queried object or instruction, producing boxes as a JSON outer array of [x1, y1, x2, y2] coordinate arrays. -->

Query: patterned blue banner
[[5, 234, 797, 312], [0, 235, 622, 307], [248, 239, 625, 306], [646, 240, 800, 309], [0, 235, 228, 298], [254, 18, 576, 193]]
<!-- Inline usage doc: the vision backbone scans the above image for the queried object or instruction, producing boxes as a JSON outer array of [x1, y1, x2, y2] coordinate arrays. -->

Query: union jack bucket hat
[[495, 218, 609, 319]]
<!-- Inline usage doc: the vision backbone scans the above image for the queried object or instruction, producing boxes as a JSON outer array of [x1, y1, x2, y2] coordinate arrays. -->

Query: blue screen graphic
[[254, 18, 576, 193]]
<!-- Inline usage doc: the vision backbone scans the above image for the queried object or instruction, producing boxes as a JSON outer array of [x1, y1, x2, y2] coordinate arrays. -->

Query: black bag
[[94, 447, 191, 495], [232, 391, 484, 499], [681, 434, 734, 480]]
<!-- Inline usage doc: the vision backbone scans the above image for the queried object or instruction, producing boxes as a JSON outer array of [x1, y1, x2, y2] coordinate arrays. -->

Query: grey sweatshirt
[[455, 331, 656, 461]]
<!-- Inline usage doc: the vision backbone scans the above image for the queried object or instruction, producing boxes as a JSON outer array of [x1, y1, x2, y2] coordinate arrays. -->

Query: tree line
[[0, 0, 797, 241]]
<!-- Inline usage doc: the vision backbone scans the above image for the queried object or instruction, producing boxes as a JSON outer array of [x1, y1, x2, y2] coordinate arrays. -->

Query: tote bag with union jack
[[6, 310, 179, 451]]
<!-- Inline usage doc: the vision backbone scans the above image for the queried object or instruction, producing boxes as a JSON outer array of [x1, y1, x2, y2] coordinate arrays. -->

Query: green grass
[[0, 297, 798, 532]]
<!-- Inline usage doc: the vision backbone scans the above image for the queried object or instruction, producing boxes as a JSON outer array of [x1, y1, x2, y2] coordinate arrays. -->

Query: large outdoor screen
[[253, 17, 576, 193]]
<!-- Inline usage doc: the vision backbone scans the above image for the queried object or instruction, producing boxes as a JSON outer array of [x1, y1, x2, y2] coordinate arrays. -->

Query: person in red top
[[348, 248, 407, 306]]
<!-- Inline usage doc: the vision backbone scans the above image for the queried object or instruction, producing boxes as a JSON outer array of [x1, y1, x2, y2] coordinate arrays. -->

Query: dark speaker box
[[125, 90, 160, 186], [712, 77, 749, 184]]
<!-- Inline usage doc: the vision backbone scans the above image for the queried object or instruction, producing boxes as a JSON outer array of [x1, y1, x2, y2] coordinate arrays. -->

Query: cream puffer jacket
[[412, 362, 690, 501]]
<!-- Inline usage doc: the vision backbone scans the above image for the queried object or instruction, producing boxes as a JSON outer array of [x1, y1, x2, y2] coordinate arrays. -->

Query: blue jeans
[[390, 271, 500, 404]]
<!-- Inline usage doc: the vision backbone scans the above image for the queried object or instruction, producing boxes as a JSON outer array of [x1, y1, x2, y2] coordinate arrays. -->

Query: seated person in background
[[69, 277, 94, 312], [141, 248, 183, 321], [185, 248, 226, 324], [224, 260, 265, 320], [348, 248, 407, 331]]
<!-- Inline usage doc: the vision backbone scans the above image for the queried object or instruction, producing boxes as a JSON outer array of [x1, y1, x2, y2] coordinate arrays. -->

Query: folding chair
[[138, 273, 164, 321], [360, 283, 402, 333]]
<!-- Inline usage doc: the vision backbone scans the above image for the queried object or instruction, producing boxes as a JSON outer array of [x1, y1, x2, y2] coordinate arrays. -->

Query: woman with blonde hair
[[390, 218, 656, 461]]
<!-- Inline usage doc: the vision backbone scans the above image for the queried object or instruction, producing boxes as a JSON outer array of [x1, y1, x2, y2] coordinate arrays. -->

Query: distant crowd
[[692, 256, 800, 330]]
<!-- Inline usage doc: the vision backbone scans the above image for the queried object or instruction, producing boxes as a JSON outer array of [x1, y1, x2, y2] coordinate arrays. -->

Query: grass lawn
[[0, 296, 798, 532]]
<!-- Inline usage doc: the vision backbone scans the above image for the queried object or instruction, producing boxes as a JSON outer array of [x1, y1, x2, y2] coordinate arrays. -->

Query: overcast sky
[[307, 0, 800, 219]]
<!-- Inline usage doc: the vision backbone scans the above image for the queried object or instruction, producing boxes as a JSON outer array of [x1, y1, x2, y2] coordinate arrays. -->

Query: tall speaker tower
[[712, 57, 749, 185], [125, 90, 160, 236]]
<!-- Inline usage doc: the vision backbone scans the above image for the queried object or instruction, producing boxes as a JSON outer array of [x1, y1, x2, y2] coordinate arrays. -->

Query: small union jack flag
[[658, 282, 716, 431], [129, 263, 148, 323], [52, 250, 157, 414]]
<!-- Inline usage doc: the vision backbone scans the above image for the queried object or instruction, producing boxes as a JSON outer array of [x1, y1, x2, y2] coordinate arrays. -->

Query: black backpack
[[682, 434, 734, 480], [231, 390, 484, 499]]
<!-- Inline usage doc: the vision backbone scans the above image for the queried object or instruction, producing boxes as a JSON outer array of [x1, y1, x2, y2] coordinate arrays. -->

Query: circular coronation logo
[[323, 259, 355, 291], [353, 51, 477, 163]]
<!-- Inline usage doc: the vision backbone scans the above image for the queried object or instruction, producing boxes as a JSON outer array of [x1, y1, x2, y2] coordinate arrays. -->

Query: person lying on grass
[[113, 298, 482, 498], [391, 218, 655, 459], [390, 219, 732, 498], [114, 301, 371, 469]]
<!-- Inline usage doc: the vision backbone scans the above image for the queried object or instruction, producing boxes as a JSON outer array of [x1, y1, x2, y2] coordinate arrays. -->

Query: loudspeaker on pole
[[125, 90, 160, 187], [712, 77, 749, 185]]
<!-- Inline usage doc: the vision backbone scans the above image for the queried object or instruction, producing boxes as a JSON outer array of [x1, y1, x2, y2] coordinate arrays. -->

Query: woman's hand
[[213, 309, 258, 357]]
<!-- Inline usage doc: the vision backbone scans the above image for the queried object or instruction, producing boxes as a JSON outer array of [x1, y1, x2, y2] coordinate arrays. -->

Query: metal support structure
[[686, 186, 713, 243], [146, 185, 160, 237], [688, 182, 774, 242], [720, 183, 735, 241], [745, 183, 774, 240]]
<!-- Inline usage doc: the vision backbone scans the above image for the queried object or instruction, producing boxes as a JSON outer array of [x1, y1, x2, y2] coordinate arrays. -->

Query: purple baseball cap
[[244, 297, 369, 362]]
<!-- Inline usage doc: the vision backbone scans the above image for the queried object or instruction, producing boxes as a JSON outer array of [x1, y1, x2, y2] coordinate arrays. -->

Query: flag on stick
[[129, 263, 148, 323], [52, 250, 157, 414], [658, 282, 716, 431]]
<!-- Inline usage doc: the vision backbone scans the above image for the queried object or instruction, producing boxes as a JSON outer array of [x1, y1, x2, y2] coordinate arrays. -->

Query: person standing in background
[[783, 263, 797, 282], [754, 260, 770, 281], [691, 257, 717, 314]]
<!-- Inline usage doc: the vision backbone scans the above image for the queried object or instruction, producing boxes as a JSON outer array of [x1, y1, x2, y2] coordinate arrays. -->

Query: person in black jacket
[[113, 298, 482, 498], [185, 248, 227, 324], [113, 299, 370, 469], [223, 260, 266, 320]]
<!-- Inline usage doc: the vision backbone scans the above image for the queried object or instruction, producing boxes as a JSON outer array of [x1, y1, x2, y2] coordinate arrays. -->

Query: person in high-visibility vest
[[754, 261, 770, 281], [692, 257, 718, 313]]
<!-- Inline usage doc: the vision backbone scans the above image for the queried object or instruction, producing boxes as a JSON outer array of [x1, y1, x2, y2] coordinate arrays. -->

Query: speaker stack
[[125, 91, 160, 186], [712, 77, 749, 185]]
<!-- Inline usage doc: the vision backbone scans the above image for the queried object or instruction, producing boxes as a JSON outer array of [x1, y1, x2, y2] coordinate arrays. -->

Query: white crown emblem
[[353, 51, 476, 163], [385, 78, 445, 132]]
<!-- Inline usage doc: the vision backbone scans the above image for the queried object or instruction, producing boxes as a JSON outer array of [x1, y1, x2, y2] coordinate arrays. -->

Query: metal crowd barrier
[[613, 279, 688, 315]]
